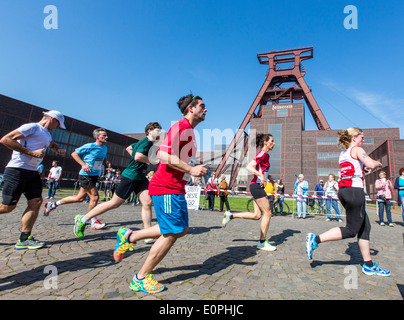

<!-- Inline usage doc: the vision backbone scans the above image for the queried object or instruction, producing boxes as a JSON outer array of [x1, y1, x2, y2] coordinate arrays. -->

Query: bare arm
[[134, 152, 150, 163], [246, 159, 266, 187], [48, 141, 66, 155], [354, 147, 382, 170], [0, 129, 45, 158], [157, 150, 207, 177], [126, 145, 133, 156], [71, 151, 91, 173]]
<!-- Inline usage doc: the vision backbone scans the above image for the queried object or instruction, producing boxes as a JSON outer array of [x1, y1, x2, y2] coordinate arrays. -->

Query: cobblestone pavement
[[0, 194, 403, 301]]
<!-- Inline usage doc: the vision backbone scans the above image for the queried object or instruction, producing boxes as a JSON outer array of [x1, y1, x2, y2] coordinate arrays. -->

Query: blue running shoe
[[362, 262, 391, 277], [306, 233, 318, 260]]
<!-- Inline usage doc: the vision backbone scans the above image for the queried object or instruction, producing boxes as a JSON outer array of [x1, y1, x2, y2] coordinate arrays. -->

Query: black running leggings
[[338, 187, 371, 241]]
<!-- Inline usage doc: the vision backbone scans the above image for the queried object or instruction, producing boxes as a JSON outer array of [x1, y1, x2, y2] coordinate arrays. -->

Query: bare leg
[[83, 193, 125, 221], [87, 187, 99, 211], [138, 190, 153, 229], [137, 228, 188, 279], [59, 188, 88, 205], [319, 227, 343, 242], [129, 224, 161, 243], [21, 197, 43, 232], [255, 197, 272, 241], [0, 204, 16, 214]]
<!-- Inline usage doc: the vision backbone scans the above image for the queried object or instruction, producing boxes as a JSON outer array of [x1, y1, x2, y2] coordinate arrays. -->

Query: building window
[[364, 137, 373, 144], [277, 109, 288, 117], [317, 137, 373, 145], [317, 137, 337, 145], [268, 124, 282, 131], [317, 152, 340, 160], [318, 168, 340, 177]]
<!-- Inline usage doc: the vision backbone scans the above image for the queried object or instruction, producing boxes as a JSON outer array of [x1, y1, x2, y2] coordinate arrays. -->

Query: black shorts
[[250, 183, 267, 200], [115, 176, 149, 200], [79, 175, 99, 189], [2, 167, 43, 206]]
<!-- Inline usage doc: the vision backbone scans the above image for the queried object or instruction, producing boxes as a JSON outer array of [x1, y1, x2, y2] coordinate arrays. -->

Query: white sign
[[185, 185, 201, 210]]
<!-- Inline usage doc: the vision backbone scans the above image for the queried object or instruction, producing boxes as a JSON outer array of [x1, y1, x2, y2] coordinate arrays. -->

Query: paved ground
[[1, 193, 403, 302]]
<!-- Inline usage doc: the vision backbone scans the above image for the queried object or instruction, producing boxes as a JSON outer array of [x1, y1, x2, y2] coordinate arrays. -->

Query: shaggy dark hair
[[177, 94, 202, 115]]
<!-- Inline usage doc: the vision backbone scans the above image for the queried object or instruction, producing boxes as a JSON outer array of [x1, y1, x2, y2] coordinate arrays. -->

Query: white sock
[[56, 201, 62, 206], [81, 216, 89, 224], [91, 217, 97, 223]]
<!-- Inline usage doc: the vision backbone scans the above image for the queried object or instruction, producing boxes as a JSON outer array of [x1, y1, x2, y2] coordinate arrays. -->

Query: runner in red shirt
[[222, 133, 277, 252], [113, 94, 207, 294]]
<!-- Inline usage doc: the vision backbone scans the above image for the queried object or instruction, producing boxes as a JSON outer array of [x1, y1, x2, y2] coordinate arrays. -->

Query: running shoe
[[113, 227, 135, 263], [257, 240, 277, 251], [74, 214, 87, 238], [90, 219, 106, 230], [222, 211, 232, 228], [305, 233, 318, 260], [362, 262, 391, 277], [129, 273, 165, 294], [44, 201, 57, 216], [15, 236, 45, 250]]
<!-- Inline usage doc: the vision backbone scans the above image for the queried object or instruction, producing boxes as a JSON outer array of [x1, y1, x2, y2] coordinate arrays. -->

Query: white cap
[[43, 110, 66, 129]]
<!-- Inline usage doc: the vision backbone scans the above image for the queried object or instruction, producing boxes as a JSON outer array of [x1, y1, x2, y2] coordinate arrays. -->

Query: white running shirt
[[6, 123, 52, 171], [339, 146, 364, 188]]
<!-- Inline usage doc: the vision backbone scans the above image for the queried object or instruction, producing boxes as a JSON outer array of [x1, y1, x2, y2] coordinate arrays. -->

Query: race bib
[[28, 157, 43, 168], [93, 160, 103, 171]]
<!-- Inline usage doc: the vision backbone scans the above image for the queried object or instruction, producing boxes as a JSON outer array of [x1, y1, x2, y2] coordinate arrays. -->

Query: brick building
[[0, 94, 137, 188], [246, 102, 401, 195]]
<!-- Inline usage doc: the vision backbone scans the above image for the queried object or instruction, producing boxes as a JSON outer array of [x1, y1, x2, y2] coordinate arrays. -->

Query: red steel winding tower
[[215, 46, 330, 188]]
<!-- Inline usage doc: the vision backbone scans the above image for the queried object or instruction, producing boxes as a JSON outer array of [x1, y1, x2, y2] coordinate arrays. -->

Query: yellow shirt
[[265, 183, 277, 195]]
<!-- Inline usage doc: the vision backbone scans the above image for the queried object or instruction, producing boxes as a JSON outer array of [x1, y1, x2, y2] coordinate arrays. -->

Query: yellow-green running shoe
[[129, 274, 165, 294], [15, 236, 45, 250], [74, 214, 87, 238]]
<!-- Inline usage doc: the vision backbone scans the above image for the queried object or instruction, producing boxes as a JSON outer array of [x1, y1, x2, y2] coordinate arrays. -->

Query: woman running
[[222, 133, 276, 251], [306, 127, 390, 276]]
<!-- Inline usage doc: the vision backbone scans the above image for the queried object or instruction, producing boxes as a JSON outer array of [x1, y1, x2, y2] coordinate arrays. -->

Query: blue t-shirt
[[75, 142, 108, 176], [314, 184, 324, 196]]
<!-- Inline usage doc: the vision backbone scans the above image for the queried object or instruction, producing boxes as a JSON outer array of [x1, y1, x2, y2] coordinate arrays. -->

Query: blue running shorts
[[152, 194, 189, 235]]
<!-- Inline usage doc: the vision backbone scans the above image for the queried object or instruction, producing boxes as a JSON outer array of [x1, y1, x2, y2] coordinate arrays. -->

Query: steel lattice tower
[[215, 46, 330, 188]]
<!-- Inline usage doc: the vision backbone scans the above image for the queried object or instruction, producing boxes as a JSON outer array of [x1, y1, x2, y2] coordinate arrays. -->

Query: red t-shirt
[[149, 118, 197, 195], [250, 150, 270, 184]]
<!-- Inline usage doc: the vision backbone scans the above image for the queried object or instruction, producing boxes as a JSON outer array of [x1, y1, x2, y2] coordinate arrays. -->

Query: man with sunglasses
[[0, 110, 66, 249]]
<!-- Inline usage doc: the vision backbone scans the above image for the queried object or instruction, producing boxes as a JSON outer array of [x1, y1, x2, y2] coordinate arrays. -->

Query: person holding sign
[[113, 93, 207, 294], [0, 110, 66, 249], [44, 128, 110, 230]]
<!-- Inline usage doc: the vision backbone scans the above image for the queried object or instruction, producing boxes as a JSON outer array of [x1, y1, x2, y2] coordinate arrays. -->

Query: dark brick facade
[[250, 102, 401, 195], [0, 94, 137, 188]]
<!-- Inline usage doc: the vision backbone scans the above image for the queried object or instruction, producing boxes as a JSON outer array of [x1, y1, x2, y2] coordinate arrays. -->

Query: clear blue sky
[[0, 0, 403, 150]]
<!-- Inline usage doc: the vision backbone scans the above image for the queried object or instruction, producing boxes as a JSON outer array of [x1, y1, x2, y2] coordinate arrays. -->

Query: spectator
[[218, 175, 230, 213], [104, 167, 115, 200], [324, 174, 342, 222], [147, 171, 154, 181], [37, 163, 44, 175], [376, 171, 394, 226], [276, 179, 285, 215], [315, 179, 325, 211], [264, 176, 277, 214], [195, 177, 203, 187], [205, 172, 217, 211], [394, 167, 404, 225], [47, 160, 62, 199], [294, 174, 308, 218]]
